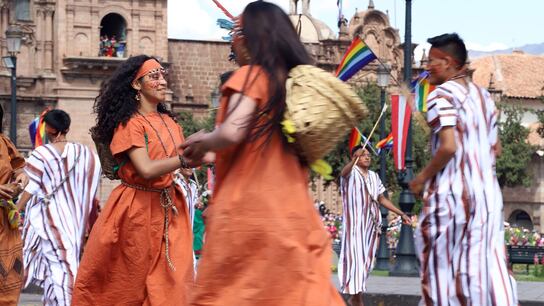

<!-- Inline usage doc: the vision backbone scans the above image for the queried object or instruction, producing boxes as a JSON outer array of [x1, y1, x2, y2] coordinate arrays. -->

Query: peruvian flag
[[391, 94, 411, 170]]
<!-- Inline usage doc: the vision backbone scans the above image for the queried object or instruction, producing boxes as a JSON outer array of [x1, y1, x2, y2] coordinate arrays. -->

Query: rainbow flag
[[412, 71, 436, 112], [336, 37, 377, 82], [376, 133, 393, 150], [28, 108, 49, 148], [348, 128, 361, 153], [348, 128, 378, 156]]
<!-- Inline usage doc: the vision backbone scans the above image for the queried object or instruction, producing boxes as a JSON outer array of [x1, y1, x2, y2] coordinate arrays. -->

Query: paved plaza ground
[[19, 273, 544, 305]]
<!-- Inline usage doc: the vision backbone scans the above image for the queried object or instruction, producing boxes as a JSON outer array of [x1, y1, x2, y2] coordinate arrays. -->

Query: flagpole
[[352, 104, 387, 168], [390, 0, 419, 277]]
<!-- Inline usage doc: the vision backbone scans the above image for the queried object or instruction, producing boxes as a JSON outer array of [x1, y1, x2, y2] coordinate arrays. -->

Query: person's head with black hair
[[350, 144, 363, 157], [351, 145, 372, 169], [44, 109, 71, 141], [426, 33, 468, 85]]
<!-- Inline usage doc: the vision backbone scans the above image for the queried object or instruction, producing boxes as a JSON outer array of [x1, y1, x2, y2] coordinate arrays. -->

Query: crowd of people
[[99, 35, 126, 58], [0, 1, 521, 306]]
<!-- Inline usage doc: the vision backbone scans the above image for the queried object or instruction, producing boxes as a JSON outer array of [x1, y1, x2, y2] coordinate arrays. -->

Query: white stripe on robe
[[338, 168, 385, 294], [22, 143, 101, 306]]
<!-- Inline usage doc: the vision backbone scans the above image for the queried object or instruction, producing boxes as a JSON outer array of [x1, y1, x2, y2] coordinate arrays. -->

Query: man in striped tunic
[[339, 146, 410, 306], [409, 33, 517, 306], [18, 110, 101, 306]]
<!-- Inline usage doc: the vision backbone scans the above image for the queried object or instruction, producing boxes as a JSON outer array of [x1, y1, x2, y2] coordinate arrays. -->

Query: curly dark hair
[[91, 55, 174, 144]]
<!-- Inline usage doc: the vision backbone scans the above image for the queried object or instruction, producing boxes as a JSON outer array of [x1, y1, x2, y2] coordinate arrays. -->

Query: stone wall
[[167, 39, 236, 117]]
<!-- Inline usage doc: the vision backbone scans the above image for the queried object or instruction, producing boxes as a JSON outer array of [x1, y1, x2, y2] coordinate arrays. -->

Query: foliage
[[176, 110, 217, 186], [496, 104, 535, 188], [536, 107, 544, 140], [321, 84, 431, 213]]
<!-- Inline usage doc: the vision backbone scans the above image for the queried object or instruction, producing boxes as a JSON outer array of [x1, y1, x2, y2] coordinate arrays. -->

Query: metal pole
[[9, 56, 17, 146], [390, 0, 418, 277], [375, 86, 390, 270]]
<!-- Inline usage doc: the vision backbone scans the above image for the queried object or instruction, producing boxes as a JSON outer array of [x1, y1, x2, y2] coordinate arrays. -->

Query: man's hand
[[409, 174, 426, 199], [14, 172, 29, 188]]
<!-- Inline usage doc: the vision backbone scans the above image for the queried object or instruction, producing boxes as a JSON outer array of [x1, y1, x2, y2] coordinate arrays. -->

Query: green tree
[[536, 105, 544, 139], [176, 110, 216, 189], [496, 104, 535, 187]]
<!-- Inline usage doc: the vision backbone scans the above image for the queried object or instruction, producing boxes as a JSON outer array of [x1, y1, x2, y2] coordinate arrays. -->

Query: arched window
[[508, 210, 533, 230], [99, 13, 127, 57]]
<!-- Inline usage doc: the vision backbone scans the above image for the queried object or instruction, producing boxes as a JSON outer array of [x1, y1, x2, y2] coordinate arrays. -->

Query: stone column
[[34, 8, 43, 71], [65, 5, 74, 57], [44, 8, 54, 74], [1, 6, 8, 57], [91, 7, 99, 56], [131, 12, 139, 55]]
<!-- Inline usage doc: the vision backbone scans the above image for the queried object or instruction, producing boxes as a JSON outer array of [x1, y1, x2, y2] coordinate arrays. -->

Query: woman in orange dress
[[0, 104, 28, 305], [182, 2, 344, 305], [72, 56, 194, 305]]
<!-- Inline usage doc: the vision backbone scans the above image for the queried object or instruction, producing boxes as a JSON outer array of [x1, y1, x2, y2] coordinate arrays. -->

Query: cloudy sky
[[167, 0, 544, 52]]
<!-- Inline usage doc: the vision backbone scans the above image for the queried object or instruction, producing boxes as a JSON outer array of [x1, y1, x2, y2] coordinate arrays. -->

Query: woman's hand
[[181, 130, 209, 162], [0, 184, 15, 200]]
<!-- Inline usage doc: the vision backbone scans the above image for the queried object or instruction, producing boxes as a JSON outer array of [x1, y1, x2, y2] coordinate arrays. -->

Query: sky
[[167, 0, 544, 54]]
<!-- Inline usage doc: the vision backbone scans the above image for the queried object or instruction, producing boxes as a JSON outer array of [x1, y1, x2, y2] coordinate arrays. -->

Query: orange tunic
[[0, 135, 25, 305], [190, 66, 343, 306], [72, 113, 193, 306]]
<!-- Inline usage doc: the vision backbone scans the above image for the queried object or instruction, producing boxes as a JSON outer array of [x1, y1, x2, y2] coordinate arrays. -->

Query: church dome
[[289, 14, 336, 43]]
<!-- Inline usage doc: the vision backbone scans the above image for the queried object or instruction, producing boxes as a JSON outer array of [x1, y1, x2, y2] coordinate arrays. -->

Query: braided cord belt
[[122, 181, 178, 271]]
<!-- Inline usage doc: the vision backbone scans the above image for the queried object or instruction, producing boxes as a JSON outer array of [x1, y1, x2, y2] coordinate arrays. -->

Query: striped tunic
[[415, 80, 517, 306], [22, 143, 101, 306], [175, 175, 198, 228], [338, 168, 385, 294]]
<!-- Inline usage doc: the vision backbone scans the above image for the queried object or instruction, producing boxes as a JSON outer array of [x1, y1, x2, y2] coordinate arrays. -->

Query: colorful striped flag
[[348, 127, 362, 153], [376, 133, 393, 150], [348, 128, 378, 156], [28, 108, 50, 148], [391, 95, 411, 170], [335, 37, 377, 82], [411, 71, 436, 112]]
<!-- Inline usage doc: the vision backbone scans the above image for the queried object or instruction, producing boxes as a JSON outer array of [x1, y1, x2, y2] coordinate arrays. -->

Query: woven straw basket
[[284, 65, 367, 163]]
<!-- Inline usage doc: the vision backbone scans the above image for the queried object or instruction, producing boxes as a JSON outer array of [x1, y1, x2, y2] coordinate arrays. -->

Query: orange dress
[[72, 113, 193, 305], [190, 66, 343, 306], [0, 135, 25, 305]]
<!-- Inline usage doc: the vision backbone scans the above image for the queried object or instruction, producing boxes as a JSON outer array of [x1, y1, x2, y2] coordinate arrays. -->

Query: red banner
[[391, 95, 411, 170]]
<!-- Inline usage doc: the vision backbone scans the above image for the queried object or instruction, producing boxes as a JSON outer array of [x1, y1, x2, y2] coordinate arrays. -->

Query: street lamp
[[390, 0, 419, 277], [375, 62, 391, 270], [4, 25, 24, 146], [210, 87, 220, 108]]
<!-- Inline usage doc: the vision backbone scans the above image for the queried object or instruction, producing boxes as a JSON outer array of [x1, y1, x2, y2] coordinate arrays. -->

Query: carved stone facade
[[0, 0, 168, 201]]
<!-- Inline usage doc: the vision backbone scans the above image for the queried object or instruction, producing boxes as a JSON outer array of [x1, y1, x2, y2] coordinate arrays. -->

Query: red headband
[[133, 59, 162, 83]]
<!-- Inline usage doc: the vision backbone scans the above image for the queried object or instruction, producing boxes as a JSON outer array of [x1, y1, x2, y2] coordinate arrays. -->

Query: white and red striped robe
[[415, 80, 517, 306], [338, 167, 385, 294], [22, 143, 101, 306]]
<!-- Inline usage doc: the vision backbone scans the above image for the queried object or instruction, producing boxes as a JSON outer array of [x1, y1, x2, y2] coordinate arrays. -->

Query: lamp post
[[374, 63, 390, 270], [210, 87, 220, 108], [390, 0, 419, 277], [4, 25, 23, 146]]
